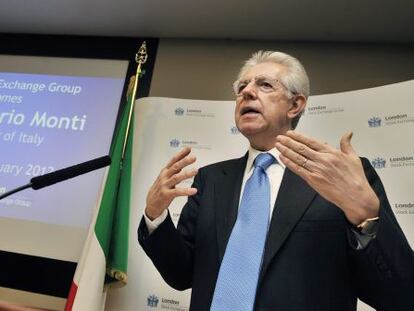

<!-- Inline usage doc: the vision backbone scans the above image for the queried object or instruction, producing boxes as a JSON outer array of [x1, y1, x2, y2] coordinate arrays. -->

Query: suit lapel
[[259, 168, 317, 281], [215, 154, 247, 262]]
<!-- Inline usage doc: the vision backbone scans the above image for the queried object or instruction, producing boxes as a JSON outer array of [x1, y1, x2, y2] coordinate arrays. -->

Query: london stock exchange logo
[[147, 294, 159, 308], [371, 157, 386, 169], [230, 126, 240, 135], [368, 117, 382, 128], [170, 139, 180, 148], [175, 107, 185, 116]]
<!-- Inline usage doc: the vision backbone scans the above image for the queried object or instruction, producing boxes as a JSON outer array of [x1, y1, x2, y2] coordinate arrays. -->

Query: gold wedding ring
[[301, 158, 308, 168]]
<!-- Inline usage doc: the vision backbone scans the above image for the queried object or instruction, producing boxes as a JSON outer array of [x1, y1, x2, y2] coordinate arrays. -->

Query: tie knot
[[254, 153, 275, 171]]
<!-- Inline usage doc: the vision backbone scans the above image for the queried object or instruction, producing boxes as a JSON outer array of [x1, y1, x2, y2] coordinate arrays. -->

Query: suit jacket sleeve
[[349, 158, 414, 309], [137, 168, 204, 291]]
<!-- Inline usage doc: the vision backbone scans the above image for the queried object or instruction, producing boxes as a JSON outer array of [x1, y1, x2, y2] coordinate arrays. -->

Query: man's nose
[[241, 81, 257, 99]]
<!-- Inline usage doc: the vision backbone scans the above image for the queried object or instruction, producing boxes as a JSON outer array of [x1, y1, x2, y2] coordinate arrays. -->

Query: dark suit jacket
[[138, 155, 414, 311]]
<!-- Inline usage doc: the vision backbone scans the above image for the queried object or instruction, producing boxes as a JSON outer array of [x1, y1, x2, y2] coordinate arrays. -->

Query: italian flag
[[65, 77, 135, 311]]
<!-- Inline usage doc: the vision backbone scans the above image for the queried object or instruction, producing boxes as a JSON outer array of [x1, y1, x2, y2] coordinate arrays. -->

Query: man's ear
[[287, 94, 307, 119]]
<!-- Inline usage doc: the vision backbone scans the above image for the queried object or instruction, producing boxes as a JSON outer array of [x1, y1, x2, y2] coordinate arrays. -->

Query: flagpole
[[121, 41, 148, 161]]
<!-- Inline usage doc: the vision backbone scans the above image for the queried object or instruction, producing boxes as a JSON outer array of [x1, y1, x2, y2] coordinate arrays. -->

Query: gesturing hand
[[145, 147, 198, 220], [275, 131, 379, 225]]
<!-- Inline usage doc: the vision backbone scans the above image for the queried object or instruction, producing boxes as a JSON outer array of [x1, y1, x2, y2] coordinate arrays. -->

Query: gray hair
[[238, 51, 310, 129]]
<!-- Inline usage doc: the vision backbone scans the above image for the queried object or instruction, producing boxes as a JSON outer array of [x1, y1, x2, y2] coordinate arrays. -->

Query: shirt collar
[[246, 145, 285, 173]]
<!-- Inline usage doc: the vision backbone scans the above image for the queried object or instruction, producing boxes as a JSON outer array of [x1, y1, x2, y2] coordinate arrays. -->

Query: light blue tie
[[210, 153, 275, 311]]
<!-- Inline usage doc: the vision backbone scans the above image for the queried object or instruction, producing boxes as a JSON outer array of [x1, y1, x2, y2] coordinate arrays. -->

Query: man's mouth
[[240, 106, 260, 116]]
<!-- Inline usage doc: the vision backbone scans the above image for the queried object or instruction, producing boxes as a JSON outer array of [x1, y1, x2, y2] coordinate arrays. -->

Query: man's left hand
[[275, 131, 379, 225]]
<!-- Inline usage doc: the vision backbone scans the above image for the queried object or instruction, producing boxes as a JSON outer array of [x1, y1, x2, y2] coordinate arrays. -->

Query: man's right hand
[[145, 147, 198, 220]]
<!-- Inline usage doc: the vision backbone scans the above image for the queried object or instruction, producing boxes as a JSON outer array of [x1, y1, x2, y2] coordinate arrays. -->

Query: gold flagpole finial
[[135, 41, 148, 66], [121, 41, 149, 160]]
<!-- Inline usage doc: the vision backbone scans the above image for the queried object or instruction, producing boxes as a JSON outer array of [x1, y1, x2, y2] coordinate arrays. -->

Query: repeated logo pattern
[[371, 157, 386, 169], [368, 117, 382, 127], [147, 294, 159, 307]]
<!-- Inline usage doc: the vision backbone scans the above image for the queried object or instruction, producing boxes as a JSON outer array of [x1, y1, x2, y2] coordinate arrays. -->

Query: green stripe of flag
[[95, 77, 134, 285]]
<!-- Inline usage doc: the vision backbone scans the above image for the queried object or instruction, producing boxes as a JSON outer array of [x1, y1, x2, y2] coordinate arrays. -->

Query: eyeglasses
[[232, 75, 290, 96]]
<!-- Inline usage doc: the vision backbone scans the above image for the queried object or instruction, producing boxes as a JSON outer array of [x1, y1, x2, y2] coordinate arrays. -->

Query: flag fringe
[[106, 268, 128, 288]]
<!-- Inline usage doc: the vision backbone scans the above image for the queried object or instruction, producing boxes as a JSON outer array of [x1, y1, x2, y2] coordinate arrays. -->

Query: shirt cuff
[[144, 209, 168, 235]]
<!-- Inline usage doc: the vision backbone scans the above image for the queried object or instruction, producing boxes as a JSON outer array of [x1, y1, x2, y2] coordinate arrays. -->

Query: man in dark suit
[[138, 51, 414, 310]]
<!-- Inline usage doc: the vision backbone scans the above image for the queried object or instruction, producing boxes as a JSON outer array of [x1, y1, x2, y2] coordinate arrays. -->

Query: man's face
[[234, 62, 294, 146]]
